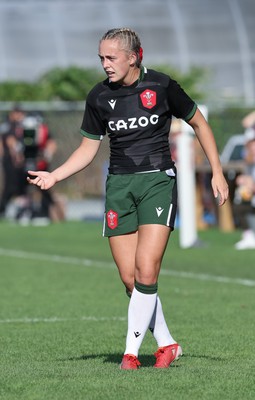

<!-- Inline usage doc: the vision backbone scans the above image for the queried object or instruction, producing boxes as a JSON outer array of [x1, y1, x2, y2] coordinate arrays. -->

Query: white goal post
[[177, 105, 208, 248]]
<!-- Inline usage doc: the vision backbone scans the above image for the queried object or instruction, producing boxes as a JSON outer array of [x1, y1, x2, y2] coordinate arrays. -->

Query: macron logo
[[108, 99, 117, 110], [156, 207, 164, 217]]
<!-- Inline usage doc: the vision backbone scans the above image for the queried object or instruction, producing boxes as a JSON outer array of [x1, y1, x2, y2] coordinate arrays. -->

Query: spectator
[[20, 113, 65, 224], [0, 108, 64, 223], [233, 125, 255, 249], [0, 105, 27, 216]]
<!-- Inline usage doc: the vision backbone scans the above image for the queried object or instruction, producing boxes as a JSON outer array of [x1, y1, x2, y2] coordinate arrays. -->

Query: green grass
[[0, 220, 254, 400]]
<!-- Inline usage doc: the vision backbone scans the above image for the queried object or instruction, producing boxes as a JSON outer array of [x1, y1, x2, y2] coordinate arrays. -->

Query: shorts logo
[[140, 89, 156, 109], [107, 209, 118, 229], [156, 207, 164, 217]]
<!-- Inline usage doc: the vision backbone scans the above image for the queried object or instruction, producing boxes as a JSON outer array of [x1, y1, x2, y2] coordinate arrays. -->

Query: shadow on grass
[[60, 352, 224, 367], [60, 353, 183, 368]]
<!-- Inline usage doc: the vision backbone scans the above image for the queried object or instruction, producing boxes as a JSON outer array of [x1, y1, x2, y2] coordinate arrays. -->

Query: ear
[[129, 52, 137, 66]]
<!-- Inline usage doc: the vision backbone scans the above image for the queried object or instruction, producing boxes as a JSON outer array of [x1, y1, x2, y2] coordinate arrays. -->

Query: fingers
[[27, 171, 40, 183], [216, 193, 225, 206], [27, 175, 44, 188], [26, 170, 55, 191], [214, 188, 229, 206], [27, 170, 38, 176], [27, 171, 46, 189], [212, 174, 229, 207]]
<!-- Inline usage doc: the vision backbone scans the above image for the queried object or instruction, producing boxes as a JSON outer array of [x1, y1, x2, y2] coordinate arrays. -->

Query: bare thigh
[[108, 231, 138, 293], [109, 224, 171, 291]]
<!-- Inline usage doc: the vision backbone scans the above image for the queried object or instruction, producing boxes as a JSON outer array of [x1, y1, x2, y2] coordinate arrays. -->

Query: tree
[[0, 65, 206, 101], [37, 66, 105, 100]]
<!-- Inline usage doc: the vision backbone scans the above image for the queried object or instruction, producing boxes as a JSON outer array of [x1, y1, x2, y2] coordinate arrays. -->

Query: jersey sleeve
[[80, 90, 106, 140], [167, 78, 197, 122]]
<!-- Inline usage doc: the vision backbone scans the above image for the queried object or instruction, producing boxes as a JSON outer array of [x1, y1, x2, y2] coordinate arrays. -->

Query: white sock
[[149, 296, 176, 348], [124, 286, 157, 357]]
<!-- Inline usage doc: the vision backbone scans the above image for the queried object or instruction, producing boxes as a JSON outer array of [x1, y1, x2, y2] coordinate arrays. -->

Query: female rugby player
[[27, 28, 229, 370]]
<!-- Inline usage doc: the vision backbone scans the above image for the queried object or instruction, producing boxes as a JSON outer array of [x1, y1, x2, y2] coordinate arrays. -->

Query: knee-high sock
[[149, 296, 176, 347], [124, 283, 157, 357]]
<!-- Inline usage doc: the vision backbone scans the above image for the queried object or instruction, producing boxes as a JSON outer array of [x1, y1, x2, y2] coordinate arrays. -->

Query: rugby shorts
[[103, 169, 177, 237]]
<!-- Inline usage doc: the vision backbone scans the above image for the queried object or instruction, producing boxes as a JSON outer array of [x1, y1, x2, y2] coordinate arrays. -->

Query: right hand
[[27, 170, 57, 190]]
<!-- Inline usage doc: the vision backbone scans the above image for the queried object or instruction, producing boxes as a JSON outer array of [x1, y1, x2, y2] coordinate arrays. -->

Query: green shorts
[[103, 169, 177, 237]]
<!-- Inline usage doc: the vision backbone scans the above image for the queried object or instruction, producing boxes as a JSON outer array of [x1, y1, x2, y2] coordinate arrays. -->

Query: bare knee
[[118, 271, 134, 293], [135, 270, 159, 286], [135, 257, 161, 285]]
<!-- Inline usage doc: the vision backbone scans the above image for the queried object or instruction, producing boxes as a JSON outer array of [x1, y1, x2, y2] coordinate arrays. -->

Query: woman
[[27, 28, 229, 369], [233, 126, 255, 249]]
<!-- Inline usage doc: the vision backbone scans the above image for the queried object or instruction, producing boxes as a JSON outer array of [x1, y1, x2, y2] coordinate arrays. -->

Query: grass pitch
[[0, 220, 254, 400]]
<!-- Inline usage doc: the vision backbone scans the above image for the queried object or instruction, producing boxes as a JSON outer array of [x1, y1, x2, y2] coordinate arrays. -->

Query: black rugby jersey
[[81, 66, 197, 174]]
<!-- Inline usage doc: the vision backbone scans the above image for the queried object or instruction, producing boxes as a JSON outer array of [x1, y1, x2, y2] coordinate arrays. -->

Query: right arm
[[27, 136, 101, 190]]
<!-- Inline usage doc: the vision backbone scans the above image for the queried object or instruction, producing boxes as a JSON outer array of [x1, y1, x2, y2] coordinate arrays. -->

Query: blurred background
[[0, 0, 255, 238]]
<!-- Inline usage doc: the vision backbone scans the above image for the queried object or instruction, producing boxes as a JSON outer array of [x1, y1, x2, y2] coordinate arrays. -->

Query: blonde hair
[[100, 28, 143, 67]]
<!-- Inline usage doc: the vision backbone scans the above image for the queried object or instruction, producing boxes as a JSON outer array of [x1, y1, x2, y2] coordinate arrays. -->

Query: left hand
[[211, 172, 229, 206]]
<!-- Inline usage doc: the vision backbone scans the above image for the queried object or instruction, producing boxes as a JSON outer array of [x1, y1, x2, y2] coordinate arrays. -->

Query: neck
[[122, 67, 140, 86]]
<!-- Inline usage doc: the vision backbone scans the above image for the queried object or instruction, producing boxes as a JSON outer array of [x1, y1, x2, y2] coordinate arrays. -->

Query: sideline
[[1, 247, 255, 287], [0, 316, 126, 324]]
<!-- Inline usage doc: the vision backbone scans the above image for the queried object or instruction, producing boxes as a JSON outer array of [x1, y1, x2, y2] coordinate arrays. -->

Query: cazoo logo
[[108, 114, 159, 132]]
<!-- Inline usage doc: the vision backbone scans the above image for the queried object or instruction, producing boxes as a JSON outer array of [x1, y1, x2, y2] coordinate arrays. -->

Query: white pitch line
[[0, 247, 115, 269], [0, 316, 126, 324], [160, 269, 255, 287], [0, 247, 255, 287]]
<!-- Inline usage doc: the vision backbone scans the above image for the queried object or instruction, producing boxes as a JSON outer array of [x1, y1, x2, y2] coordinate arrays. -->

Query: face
[[98, 39, 137, 85], [10, 110, 25, 122]]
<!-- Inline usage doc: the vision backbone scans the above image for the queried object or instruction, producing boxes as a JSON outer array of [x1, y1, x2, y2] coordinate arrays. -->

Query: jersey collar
[[138, 66, 147, 84]]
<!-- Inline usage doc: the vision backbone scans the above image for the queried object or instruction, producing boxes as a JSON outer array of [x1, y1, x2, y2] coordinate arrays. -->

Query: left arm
[[188, 108, 229, 205]]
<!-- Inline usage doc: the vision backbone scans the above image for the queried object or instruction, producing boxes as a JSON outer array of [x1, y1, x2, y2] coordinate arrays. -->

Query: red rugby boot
[[120, 354, 141, 370], [154, 343, 182, 368]]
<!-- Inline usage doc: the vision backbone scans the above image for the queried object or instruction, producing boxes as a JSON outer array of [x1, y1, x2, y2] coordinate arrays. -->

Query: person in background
[[0, 105, 26, 216], [233, 125, 255, 249], [0, 108, 64, 223], [27, 28, 228, 369], [19, 113, 65, 224], [26, 114, 64, 224]]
